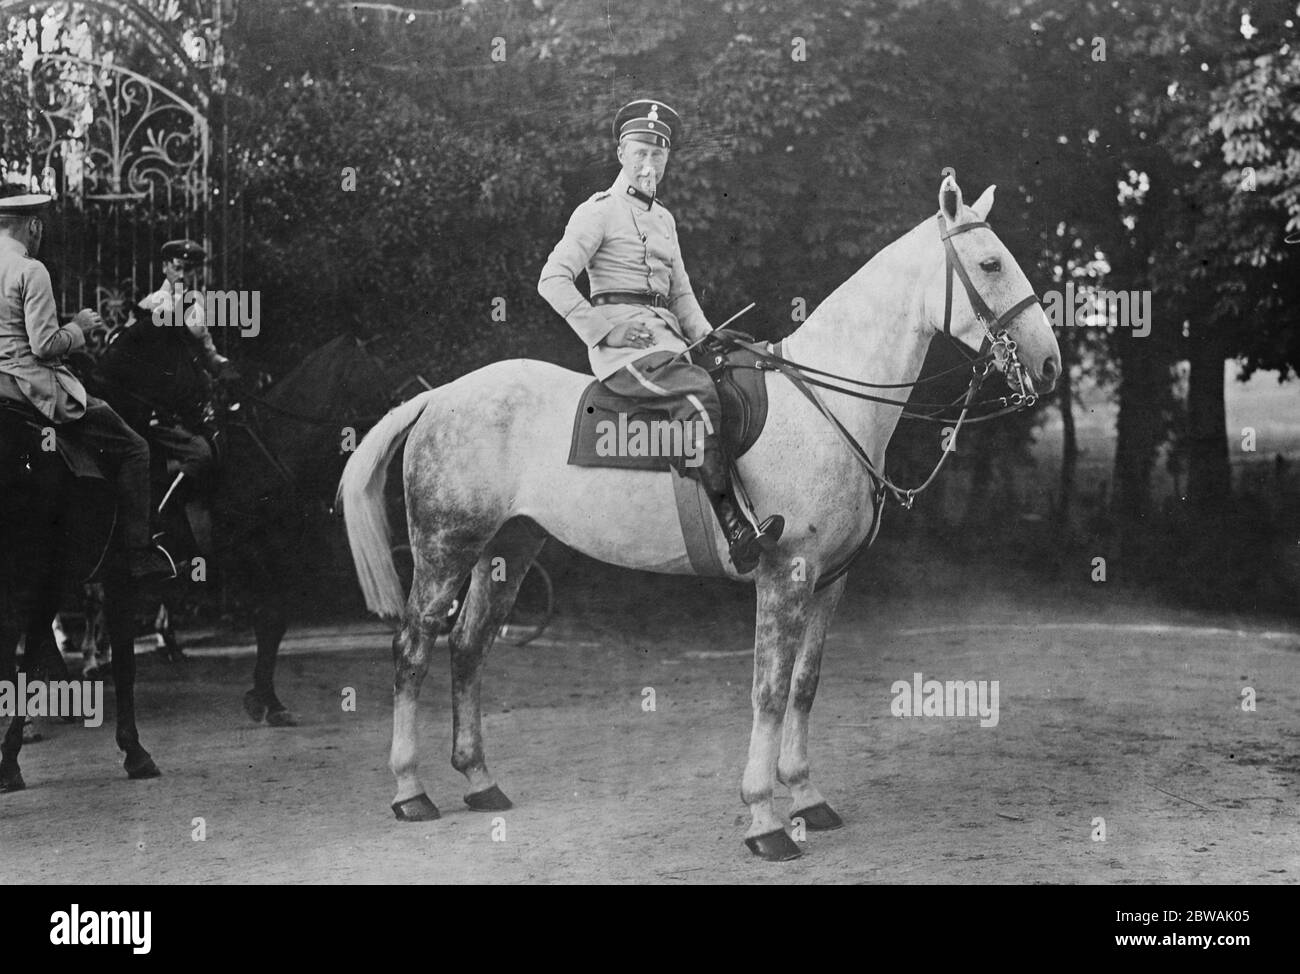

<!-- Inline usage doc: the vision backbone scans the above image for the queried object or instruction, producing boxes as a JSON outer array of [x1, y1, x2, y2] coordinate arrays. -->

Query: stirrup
[[726, 531, 763, 574], [755, 515, 785, 551]]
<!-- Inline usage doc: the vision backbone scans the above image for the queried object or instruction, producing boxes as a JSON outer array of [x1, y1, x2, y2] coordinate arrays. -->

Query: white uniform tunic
[[538, 172, 713, 380]]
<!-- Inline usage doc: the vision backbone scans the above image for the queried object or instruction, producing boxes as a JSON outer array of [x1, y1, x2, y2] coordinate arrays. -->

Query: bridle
[[938, 213, 1040, 410], [711, 208, 1046, 589]]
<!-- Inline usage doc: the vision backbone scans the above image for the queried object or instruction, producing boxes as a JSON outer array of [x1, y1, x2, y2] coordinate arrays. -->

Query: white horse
[[338, 173, 1061, 860]]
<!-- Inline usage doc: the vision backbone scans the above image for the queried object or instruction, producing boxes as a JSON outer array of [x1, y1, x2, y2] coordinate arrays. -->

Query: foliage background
[[2, 0, 1297, 615]]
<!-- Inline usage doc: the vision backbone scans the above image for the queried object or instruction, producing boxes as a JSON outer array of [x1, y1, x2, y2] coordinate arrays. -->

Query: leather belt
[[591, 291, 669, 309]]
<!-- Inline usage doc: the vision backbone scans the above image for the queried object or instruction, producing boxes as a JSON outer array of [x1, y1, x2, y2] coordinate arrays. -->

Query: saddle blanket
[[566, 343, 776, 578], [567, 344, 772, 471], [0, 404, 105, 481]]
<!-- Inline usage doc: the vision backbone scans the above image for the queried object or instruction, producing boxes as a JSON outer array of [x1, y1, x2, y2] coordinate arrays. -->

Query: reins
[[722, 333, 999, 510], [712, 210, 1044, 590]]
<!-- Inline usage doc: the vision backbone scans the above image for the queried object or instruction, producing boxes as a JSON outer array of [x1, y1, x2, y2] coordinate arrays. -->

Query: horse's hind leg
[[0, 568, 54, 786], [390, 542, 481, 822], [103, 569, 160, 779], [450, 518, 545, 812], [249, 600, 295, 727], [0, 613, 26, 792], [779, 575, 846, 832], [154, 599, 185, 663], [22, 580, 70, 740], [80, 583, 109, 678]]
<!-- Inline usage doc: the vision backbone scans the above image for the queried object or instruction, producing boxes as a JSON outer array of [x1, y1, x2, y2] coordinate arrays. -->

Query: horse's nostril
[[1042, 357, 1058, 382]]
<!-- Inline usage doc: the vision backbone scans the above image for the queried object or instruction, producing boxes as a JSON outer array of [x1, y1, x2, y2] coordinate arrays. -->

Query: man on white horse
[[538, 98, 784, 573]]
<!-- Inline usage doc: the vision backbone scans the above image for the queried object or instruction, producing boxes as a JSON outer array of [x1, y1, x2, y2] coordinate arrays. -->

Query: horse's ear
[[939, 169, 963, 224], [971, 185, 995, 221]]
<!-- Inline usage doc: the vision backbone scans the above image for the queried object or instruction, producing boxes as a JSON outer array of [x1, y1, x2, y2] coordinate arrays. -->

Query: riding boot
[[696, 437, 784, 574]]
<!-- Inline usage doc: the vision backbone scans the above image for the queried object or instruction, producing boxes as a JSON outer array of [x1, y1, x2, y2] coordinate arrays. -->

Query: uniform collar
[[612, 171, 656, 210], [0, 236, 29, 258]]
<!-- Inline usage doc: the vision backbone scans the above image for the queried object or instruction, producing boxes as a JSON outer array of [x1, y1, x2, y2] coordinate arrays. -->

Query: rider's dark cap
[[161, 239, 207, 266], [613, 99, 680, 148], [0, 193, 53, 215]]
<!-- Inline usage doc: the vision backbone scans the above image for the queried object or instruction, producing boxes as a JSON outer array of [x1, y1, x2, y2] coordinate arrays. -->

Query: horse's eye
[[980, 258, 1001, 273]]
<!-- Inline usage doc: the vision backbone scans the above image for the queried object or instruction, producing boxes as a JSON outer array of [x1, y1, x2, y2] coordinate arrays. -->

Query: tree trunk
[[1057, 334, 1078, 528], [1112, 334, 1168, 532], [1186, 325, 1231, 514]]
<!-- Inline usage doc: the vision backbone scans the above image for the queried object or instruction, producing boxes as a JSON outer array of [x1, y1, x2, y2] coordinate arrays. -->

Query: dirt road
[[2, 592, 1296, 884]]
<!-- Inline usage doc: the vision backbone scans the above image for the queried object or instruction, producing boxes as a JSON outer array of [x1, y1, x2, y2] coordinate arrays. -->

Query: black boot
[[696, 439, 784, 574]]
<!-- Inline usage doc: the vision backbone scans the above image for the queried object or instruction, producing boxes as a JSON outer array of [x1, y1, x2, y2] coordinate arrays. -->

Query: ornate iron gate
[[29, 51, 210, 332]]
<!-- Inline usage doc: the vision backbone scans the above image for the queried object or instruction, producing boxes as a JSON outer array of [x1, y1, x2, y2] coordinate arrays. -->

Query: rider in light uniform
[[538, 99, 783, 572], [0, 193, 174, 579]]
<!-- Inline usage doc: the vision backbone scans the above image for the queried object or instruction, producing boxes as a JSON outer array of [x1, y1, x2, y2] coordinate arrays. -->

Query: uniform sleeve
[[665, 215, 713, 342], [538, 199, 615, 348], [184, 299, 228, 374], [22, 261, 84, 360], [190, 325, 228, 375]]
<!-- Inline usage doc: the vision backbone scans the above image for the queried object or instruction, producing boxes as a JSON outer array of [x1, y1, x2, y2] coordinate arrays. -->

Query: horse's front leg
[[780, 574, 846, 831], [242, 546, 296, 726], [742, 567, 812, 861]]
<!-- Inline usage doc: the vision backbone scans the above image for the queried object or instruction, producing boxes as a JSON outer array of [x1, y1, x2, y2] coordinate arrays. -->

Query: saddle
[[0, 400, 106, 483], [0, 400, 117, 586], [568, 338, 771, 471]]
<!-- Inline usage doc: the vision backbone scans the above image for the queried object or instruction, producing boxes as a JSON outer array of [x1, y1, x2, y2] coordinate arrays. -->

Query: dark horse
[[1, 332, 390, 790], [0, 401, 158, 789], [91, 329, 393, 726]]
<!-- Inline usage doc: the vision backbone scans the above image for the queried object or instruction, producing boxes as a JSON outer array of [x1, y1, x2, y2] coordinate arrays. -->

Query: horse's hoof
[[744, 828, 803, 861], [464, 784, 512, 811], [124, 749, 161, 780], [243, 690, 267, 723], [392, 793, 441, 821], [266, 708, 299, 728], [0, 764, 25, 793], [791, 801, 843, 831]]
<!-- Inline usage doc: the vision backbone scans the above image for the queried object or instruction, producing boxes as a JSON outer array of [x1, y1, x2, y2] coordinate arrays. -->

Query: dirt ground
[[1, 586, 1297, 884]]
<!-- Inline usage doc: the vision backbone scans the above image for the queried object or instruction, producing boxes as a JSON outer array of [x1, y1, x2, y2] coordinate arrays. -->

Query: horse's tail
[[337, 390, 437, 618]]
